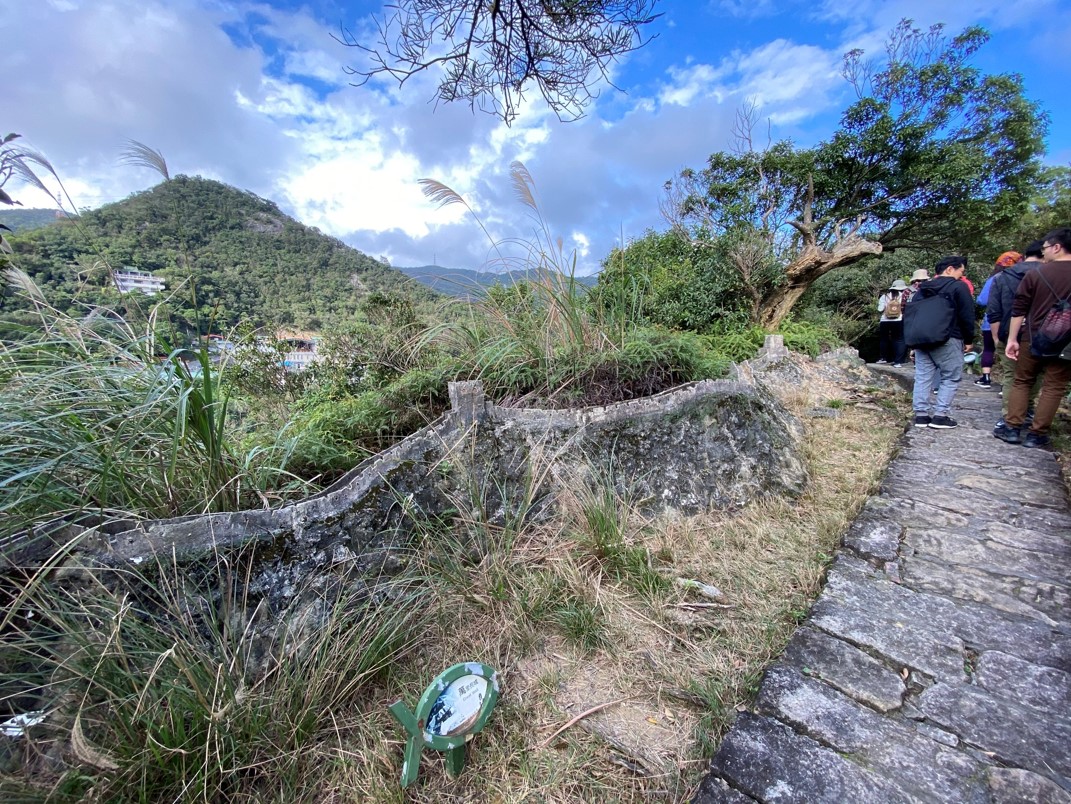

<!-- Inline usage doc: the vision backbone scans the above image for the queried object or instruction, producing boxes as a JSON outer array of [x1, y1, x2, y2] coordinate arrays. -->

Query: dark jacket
[[1011, 260, 1071, 339], [986, 260, 1039, 342], [916, 275, 975, 344]]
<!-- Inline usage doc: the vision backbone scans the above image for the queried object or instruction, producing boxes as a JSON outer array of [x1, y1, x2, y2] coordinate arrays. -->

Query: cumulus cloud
[[5, 0, 1066, 275]]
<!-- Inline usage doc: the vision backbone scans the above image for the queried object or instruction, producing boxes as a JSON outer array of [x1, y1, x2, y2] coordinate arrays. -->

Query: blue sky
[[5, 0, 1070, 273]]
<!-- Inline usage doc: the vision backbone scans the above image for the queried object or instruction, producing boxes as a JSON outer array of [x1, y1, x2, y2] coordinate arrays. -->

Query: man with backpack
[[904, 256, 976, 429], [987, 241, 1043, 432], [997, 227, 1071, 448]]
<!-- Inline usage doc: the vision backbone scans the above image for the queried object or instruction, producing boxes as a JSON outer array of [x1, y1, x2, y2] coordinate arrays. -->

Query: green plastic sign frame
[[389, 661, 500, 788]]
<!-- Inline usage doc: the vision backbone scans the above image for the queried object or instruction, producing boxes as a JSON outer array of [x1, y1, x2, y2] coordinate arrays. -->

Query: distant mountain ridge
[[0, 208, 64, 232], [2, 176, 440, 333], [397, 264, 598, 298]]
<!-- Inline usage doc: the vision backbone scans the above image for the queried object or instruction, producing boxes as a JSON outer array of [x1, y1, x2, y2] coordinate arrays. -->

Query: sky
[[4, 0, 1071, 274]]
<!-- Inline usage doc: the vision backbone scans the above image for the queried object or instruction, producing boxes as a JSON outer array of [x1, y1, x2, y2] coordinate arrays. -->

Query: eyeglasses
[[1043, 242, 1057, 252]]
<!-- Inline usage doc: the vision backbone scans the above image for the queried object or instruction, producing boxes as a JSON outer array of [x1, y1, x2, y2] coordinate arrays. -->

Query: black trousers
[[879, 320, 907, 363]]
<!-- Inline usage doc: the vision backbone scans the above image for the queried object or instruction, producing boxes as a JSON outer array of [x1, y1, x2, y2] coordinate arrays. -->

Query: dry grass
[[2, 362, 905, 803], [288, 365, 907, 802]]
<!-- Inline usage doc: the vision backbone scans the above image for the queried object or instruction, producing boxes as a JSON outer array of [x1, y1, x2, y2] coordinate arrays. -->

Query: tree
[[338, 0, 661, 125], [664, 20, 1047, 329]]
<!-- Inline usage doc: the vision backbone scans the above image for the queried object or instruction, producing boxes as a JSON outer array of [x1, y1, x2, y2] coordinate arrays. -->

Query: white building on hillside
[[114, 268, 165, 295]]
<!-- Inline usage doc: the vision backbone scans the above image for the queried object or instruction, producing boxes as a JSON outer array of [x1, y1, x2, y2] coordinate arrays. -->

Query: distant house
[[281, 337, 319, 372], [114, 268, 165, 295]]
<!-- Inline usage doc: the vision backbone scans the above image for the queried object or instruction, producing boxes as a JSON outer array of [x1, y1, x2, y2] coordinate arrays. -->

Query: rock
[[781, 627, 905, 712]]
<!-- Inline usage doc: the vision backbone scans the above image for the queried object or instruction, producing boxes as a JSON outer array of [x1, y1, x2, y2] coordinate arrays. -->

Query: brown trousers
[[1005, 340, 1071, 435]]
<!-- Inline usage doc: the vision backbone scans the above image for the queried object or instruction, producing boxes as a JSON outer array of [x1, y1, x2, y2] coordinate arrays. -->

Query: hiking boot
[[995, 426, 1022, 444], [913, 415, 931, 427], [929, 416, 958, 429], [1023, 432, 1051, 449], [974, 375, 992, 387]]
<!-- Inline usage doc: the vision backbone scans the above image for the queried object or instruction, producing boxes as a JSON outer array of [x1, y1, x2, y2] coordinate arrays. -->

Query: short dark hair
[[934, 255, 965, 274], [1043, 227, 1071, 252], [1024, 240, 1045, 259]]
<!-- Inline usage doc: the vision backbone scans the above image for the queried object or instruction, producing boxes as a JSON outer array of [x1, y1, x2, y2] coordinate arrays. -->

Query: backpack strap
[[1034, 267, 1071, 305]]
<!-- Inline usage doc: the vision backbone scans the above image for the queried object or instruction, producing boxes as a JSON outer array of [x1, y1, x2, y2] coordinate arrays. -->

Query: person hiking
[[907, 256, 975, 429], [988, 241, 1043, 433], [905, 269, 929, 364], [877, 279, 909, 366], [997, 227, 1071, 449], [975, 251, 1022, 388]]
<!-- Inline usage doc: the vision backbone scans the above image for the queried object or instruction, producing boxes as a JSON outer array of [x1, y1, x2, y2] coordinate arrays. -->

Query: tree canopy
[[1, 176, 440, 338], [339, 0, 661, 124], [660, 20, 1047, 328]]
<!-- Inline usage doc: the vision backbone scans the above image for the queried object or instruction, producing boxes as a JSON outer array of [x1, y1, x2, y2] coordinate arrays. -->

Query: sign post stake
[[388, 662, 499, 788]]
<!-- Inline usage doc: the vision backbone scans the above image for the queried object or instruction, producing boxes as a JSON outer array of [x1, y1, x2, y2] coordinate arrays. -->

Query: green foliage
[[596, 229, 761, 332], [3, 176, 439, 335], [662, 20, 1046, 327], [1, 562, 426, 801], [0, 272, 309, 541]]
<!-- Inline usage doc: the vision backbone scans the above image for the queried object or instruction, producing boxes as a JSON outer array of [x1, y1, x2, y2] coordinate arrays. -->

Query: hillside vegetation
[[1, 176, 440, 335]]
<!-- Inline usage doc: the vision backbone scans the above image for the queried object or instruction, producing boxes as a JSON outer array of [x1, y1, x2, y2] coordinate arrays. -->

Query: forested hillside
[[396, 264, 597, 298], [1, 176, 440, 334], [0, 208, 63, 232]]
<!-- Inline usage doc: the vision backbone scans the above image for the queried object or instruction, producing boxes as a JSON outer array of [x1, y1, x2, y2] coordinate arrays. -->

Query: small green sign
[[389, 662, 500, 788]]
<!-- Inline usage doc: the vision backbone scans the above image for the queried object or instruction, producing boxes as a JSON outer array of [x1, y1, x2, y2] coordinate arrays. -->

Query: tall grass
[[0, 270, 307, 545], [416, 163, 726, 407], [1, 554, 427, 802]]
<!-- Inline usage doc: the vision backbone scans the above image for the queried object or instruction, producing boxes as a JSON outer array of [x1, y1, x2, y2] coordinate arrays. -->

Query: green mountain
[[1, 176, 440, 335], [0, 208, 63, 232], [397, 264, 598, 298]]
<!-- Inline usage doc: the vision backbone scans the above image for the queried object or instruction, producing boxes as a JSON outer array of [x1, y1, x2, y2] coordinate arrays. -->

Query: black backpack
[[1029, 269, 1071, 361], [904, 281, 957, 348]]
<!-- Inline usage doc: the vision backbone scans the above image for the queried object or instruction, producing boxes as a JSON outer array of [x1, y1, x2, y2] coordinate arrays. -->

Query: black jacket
[[917, 275, 975, 344], [986, 261, 1037, 342]]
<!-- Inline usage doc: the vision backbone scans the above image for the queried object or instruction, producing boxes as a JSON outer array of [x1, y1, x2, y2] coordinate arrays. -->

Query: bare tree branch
[[336, 1, 662, 125]]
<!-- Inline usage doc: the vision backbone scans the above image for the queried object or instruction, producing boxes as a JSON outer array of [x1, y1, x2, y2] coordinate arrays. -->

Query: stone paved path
[[694, 371, 1071, 803]]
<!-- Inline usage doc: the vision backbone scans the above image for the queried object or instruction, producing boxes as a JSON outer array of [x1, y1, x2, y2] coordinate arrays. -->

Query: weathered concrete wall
[[80, 370, 805, 571], [22, 366, 806, 673]]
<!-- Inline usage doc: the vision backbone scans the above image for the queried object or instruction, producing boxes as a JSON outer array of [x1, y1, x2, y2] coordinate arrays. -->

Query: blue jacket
[[976, 275, 996, 332]]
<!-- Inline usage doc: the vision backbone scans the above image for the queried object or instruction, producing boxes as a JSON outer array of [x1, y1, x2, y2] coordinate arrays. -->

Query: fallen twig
[[539, 698, 627, 749]]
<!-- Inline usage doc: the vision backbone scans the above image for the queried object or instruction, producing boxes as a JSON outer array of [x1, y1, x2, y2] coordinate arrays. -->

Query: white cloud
[[6, 0, 1065, 275]]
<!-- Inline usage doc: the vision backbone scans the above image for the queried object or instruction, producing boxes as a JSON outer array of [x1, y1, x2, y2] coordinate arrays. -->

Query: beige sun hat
[[889, 279, 908, 291], [910, 269, 930, 282]]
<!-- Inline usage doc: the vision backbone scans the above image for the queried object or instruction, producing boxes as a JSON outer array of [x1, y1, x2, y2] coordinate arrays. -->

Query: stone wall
[[15, 365, 806, 672]]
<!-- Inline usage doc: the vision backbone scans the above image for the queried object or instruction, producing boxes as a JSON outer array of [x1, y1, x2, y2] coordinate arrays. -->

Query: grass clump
[[0, 555, 427, 802]]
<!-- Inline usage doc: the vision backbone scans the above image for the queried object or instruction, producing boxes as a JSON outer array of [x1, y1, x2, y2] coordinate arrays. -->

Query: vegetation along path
[[694, 375, 1071, 802]]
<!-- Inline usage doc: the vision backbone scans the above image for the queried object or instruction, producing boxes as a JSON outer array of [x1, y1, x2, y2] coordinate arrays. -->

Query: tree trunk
[[758, 237, 882, 330]]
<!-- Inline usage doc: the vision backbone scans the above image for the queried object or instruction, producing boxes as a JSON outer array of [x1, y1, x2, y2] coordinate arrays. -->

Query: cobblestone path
[[694, 373, 1071, 803]]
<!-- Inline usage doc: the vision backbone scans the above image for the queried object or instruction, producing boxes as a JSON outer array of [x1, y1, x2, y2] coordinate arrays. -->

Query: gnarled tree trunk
[[758, 237, 882, 329]]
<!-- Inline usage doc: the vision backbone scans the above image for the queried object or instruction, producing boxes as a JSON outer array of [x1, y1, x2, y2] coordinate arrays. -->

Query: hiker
[[876, 279, 908, 366], [975, 251, 1022, 388], [997, 227, 1071, 448], [906, 256, 975, 429], [988, 241, 1043, 432], [905, 269, 929, 364]]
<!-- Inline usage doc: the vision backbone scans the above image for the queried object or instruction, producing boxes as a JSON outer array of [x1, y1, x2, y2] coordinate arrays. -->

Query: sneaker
[[875, 359, 889, 364], [993, 418, 1005, 432], [892, 363, 903, 368], [1023, 432, 1050, 449], [929, 415, 958, 429], [995, 426, 1022, 444], [974, 376, 992, 387], [914, 415, 932, 427]]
